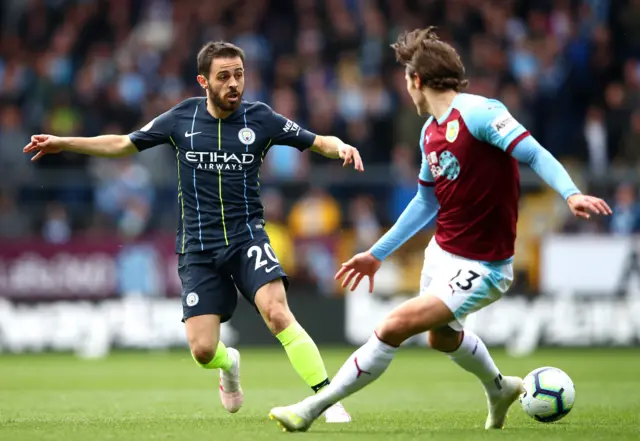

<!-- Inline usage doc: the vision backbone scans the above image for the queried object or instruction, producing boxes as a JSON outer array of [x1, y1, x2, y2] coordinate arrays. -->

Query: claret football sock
[[192, 341, 234, 372], [447, 330, 503, 394], [276, 322, 331, 391]]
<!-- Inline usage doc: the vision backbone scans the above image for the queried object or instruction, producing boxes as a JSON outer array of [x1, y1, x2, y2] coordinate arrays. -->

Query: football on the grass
[[520, 366, 575, 422]]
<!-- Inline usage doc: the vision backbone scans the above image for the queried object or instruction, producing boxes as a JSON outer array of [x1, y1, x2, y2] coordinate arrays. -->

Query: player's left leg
[[428, 326, 501, 391], [424, 248, 523, 430], [231, 235, 350, 423], [428, 326, 523, 429], [253, 280, 349, 422]]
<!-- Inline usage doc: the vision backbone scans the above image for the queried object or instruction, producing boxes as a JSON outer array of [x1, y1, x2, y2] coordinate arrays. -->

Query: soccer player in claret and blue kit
[[268, 27, 612, 432], [23, 41, 364, 423]]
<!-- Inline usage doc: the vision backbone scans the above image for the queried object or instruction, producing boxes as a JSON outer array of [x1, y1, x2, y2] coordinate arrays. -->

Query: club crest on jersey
[[445, 120, 459, 143], [238, 127, 256, 145]]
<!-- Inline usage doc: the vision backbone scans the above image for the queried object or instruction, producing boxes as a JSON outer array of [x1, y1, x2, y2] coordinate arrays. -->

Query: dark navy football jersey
[[129, 97, 316, 253]]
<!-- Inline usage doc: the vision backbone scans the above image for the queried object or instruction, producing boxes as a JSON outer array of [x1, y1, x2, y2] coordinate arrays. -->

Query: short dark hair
[[391, 27, 468, 92], [197, 41, 245, 77]]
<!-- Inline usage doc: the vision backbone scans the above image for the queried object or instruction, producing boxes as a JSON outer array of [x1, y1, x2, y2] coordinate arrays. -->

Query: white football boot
[[269, 400, 316, 432], [323, 401, 352, 423], [219, 347, 243, 413], [485, 375, 524, 429]]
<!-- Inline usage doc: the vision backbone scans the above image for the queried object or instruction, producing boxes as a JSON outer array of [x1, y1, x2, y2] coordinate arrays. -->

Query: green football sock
[[192, 341, 233, 371], [276, 322, 330, 392]]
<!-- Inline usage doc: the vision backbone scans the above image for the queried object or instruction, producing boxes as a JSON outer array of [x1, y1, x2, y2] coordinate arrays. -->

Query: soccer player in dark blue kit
[[24, 41, 362, 422]]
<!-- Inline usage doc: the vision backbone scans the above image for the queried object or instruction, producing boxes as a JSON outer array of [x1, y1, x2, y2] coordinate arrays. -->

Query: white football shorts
[[420, 237, 514, 331]]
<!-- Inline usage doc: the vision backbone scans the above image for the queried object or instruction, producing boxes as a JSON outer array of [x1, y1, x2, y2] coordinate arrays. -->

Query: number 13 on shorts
[[420, 249, 513, 329], [449, 268, 482, 292]]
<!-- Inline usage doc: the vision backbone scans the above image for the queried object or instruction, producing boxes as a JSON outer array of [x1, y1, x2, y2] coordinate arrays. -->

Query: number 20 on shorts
[[247, 243, 279, 271]]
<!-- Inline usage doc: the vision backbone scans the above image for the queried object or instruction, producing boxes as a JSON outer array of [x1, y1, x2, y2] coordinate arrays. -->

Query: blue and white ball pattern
[[520, 366, 576, 423]]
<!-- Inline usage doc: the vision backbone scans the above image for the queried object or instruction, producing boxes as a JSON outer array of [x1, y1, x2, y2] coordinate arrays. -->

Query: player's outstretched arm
[[510, 137, 612, 219], [369, 184, 438, 261], [266, 108, 363, 171], [467, 100, 612, 220], [24, 134, 137, 161], [335, 183, 439, 293], [24, 108, 175, 161], [310, 135, 364, 172]]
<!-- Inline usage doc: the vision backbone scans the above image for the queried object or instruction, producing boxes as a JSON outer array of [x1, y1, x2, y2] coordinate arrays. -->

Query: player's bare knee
[[376, 316, 415, 347], [428, 327, 463, 353], [184, 314, 221, 365], [255, 280, 294, 334], [258, 294, 293, 334], [190, 343, 215, 365], [262, 302, 294, 334]]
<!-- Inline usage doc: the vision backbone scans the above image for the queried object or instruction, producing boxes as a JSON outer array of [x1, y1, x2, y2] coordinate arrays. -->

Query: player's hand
[[335, 250, 382, 293], [567, 193, 612, 220], [23, 135, 64, 161], [337, 144, 364, 172]]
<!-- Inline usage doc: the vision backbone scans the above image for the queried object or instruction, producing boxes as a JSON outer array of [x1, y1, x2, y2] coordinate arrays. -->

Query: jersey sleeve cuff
[[418, 178, 434, 187], [563, 190, 582, 201], [298, 130, 317, 151], [506, 131, 530, 154], [127, 134, 143, 152], [370, 247, 386, 261]]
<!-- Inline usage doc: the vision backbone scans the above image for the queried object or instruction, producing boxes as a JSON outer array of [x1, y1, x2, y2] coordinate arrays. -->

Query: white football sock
[[447, 330, 503, 395], [302, 333, 397, 417]]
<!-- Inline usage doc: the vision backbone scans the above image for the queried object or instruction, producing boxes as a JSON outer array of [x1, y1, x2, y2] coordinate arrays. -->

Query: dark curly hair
[[391, 27, 469, 92]]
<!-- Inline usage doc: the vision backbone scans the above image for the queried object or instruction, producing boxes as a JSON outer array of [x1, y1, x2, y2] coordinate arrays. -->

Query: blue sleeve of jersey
[[465, 99, 529, 153], [268, 109, 316, 151], [465, 99, 580, 200], [128, 110, 174, 151], [511, 136, 581, 200], [370, 184, 438, 261]]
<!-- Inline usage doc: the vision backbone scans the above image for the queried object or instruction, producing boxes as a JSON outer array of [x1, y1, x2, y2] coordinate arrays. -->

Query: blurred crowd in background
[[1, 0, 640, 295]]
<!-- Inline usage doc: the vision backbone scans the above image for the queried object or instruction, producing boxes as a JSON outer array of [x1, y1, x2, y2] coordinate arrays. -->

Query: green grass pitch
[[1, 347, 638, 440]]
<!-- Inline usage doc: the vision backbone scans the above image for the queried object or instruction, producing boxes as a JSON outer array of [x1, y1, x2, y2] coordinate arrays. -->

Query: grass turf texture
[[0, 347, 637, 441]]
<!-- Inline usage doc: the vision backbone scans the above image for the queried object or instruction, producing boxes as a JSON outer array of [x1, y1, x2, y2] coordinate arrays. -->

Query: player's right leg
[[179, 252, 242, 413], [269, 294, 456, 432]]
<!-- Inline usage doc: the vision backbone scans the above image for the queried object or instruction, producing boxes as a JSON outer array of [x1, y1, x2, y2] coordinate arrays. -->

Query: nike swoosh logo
[[265, 265, 279, 273], [185, 131, 202, 137]]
